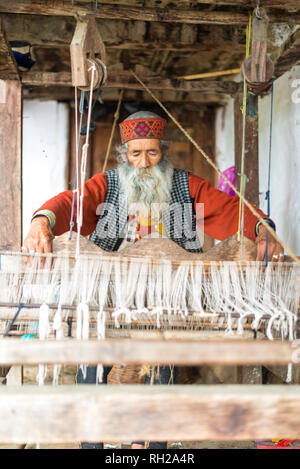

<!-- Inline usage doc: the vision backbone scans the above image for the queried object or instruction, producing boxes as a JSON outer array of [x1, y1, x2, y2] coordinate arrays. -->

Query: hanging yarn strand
[[69, 90, 85, 240], [237, 76, 248, 259], [265, 77, 274, 266], [76, 61, 97, 258]]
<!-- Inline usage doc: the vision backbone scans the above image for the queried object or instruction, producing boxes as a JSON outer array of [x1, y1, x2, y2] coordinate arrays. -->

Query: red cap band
[[119, 117, 166, 144]]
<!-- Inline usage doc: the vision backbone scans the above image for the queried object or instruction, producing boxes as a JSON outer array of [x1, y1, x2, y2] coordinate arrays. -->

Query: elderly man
[[23, 111, 283, 449]]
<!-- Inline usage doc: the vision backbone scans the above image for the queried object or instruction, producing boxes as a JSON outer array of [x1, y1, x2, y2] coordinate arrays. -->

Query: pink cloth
[[218, 166, 236, 197]]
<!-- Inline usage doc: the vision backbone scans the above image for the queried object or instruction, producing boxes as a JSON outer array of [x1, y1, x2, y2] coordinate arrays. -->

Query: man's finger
[[278, 252, 285, 262], [22, 240, 37, 265], [256, 241, 274, 262]]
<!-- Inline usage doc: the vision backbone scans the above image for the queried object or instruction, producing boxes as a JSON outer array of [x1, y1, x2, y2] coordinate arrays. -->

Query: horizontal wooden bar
[[20, 71, 239, 95], [178, 0, 300, 7], [0, 339, 298, 366], [0, 1, 299, 24], [1, 384, 300, 443]]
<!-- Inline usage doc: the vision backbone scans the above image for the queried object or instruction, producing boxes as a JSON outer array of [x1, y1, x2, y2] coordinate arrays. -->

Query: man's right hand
[[22, 216, 54, 264]]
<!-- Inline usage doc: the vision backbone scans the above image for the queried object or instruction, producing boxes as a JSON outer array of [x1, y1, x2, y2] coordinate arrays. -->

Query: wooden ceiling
[[0, 0, 300, 106]]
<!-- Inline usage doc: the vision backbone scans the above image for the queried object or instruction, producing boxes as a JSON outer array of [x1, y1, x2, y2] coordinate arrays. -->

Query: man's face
[[126, 139, 163, 168]]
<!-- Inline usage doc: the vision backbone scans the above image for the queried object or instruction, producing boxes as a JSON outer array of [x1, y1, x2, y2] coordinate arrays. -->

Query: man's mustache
[[136, 168, 154, 177]]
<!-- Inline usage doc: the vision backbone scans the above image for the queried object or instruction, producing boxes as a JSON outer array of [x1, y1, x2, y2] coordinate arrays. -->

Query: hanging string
[[69, 89, 85, 240], [102, 89, 124, 173], [76, 60, 97, 258], [265, 77, 274, 266], [237, 78, 247, 259], [130, 70, 300, 265]]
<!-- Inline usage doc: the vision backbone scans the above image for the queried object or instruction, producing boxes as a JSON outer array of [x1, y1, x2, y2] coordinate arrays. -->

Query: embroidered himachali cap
[[119, 115, 167, 144]]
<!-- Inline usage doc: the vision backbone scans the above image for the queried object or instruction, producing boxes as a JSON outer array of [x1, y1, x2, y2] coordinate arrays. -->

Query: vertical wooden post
[[0, 79, 22, 250], [234, 90, 261, 384], [234, 90, 259, 207], [192, 108, 216, 251]]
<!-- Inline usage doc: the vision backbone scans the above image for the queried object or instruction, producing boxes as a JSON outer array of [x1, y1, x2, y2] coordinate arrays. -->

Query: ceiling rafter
[[0, 1, 300, 24], [20, 70, 239, 95]]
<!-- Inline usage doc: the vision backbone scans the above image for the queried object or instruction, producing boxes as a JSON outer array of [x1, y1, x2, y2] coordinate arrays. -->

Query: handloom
[[1, 234, 299, 347], [1, 10, 299, 391]]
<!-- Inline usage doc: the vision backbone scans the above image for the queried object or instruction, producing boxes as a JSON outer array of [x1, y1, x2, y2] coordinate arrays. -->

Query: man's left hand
[[255, 224, 284, 262]]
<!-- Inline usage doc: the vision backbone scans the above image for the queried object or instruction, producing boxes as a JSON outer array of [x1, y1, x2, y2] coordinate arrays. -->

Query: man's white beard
[[118, 156, 174, 216]]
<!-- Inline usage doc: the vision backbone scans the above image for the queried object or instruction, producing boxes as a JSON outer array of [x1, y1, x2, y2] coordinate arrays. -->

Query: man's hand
[[255, 223, 284, 262], [22, 216, 54, 266]]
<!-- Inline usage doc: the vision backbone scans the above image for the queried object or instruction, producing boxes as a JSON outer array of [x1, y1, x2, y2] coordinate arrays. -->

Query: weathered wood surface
[[20, 71, 239, 95], [0, 1, 299, 24], [0, 79, 22, 251], [0, 339, 298, 366], [0, 14, 245, 52], [266, 365, 300, 384], [22, 86, 230, 104], [70, 13, 106, 89], [0, 16, 19, 80], [1, 384, 300, 443], [272, 28, 300, 79], [73, 0, 300, 7], [5, 365, 23, 386], [179, 0, 300, 6]]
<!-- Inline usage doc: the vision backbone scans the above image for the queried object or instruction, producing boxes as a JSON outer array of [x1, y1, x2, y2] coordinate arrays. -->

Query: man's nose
[[139, 153, 150, 168]]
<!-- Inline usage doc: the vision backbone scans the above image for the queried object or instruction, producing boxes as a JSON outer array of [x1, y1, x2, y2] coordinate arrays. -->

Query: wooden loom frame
[[0, 9, 300, 447], [1, 338, 300, 443]]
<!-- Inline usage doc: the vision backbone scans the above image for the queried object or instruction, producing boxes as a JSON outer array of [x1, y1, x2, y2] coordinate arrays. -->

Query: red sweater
[[35, 172, 267, 241]]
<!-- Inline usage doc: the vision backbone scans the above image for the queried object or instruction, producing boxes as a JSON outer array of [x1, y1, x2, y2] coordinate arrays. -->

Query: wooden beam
[[23, 86, 226, 105], [0, 1, 299, 24], [21, 71, 72, 87], [265, 365, 299, 384], [172, 0, 300, 8], [0, 16, 19, 80], [0, 339, 298, 366], [0, 79, 22, 251], [273, 28, 300, 79], [20, 71, 239, 95], [5, 366, 23, 386], [1, 14, 249, 53], [1, 384, 300, 443]]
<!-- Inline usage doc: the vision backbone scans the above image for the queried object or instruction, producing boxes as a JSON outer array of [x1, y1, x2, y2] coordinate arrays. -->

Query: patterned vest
[[89, 168, 202, 253]]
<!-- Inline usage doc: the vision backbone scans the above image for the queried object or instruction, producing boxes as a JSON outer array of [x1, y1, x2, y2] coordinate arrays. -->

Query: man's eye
[[149, 152, 157, 156]]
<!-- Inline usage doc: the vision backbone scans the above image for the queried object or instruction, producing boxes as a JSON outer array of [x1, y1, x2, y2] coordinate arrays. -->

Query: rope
[[265, 77, 274, 266], [69, 89, 85, 240], [130, 69, 300, 265], [76, 61, 97, 258], [237, 77, 247, 257], [102, 89, 124, 173]]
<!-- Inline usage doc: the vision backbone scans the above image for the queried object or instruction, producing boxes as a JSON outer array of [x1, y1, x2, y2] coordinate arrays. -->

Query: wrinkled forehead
[[127, 138, 161, 152]]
